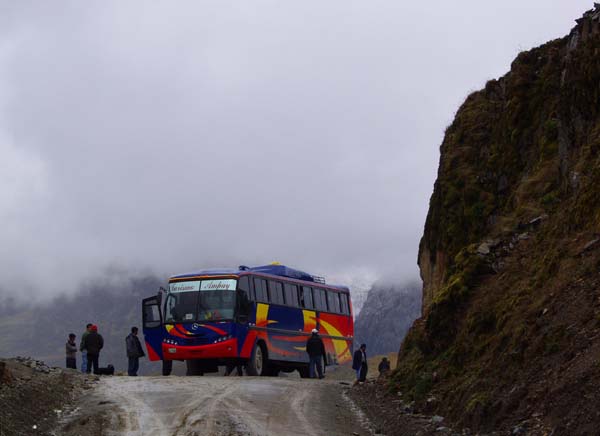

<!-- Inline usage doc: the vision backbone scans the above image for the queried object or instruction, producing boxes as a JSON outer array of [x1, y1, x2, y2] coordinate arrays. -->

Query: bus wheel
[[186, 359, 205, 376], [298, 366, 310, 378], [247, 342, 267, 376]]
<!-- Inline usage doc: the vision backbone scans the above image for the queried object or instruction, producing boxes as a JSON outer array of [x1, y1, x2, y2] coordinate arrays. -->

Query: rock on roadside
[[0, 357, 102, 436]]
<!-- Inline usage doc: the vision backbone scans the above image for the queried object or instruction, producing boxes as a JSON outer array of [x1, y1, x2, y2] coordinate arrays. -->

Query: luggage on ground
[[96, 364, 114, 375]]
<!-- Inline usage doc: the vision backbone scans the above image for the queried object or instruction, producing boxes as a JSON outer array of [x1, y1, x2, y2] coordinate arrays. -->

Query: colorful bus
[[142, 264, 354, 376]]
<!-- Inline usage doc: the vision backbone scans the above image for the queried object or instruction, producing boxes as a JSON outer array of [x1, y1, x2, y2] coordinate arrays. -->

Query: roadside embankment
[[0, 357, 101, 436]]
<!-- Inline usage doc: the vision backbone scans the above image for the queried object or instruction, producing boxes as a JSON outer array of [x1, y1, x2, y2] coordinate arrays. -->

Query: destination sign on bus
[[200, 279, 236, 291], [169, 281, 201, 292], [169, 279, 236, 293]]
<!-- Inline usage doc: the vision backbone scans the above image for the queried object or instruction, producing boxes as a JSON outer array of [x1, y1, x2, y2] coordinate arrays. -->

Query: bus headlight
[[213, 335, 232, 344], [163, 338, 178, 345]]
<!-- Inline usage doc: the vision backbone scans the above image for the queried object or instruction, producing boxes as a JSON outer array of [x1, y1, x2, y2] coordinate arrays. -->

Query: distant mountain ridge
[[0, 275, 164, 374], [353, 281, 421, 356]]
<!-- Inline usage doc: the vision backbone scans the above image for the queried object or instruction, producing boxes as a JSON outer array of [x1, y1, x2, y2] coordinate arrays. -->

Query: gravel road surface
[[59, 376, 372, 436]]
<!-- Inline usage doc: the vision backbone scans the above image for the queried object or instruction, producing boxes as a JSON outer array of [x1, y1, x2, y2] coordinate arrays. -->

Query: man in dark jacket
[[83, 324, 104, 374], [352, 343, 368, 385], [79, 323, 92, 373], [126, 326, 145, 376], [306, 328, 326, 379]]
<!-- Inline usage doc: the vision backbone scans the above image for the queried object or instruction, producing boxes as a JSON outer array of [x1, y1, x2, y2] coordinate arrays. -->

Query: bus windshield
[[164, 279, 237, 322]]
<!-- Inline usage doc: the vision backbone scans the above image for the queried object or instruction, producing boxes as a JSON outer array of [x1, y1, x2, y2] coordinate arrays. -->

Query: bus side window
[[238, 276, 250, 298], [301, 286, 313, 309], [321, 289, 329, 312], [313, 288, 321, 311], [312, 288, 320, 310], [254, 278, 268, 302], [284, 283, 299, 307], [327, 291, 341, 313], [268, 281, 284, 305], [340, 293, 350, 315], [237, 276, 252, 318], [314, 288, 328, 312], [247, 275, 256, 301]]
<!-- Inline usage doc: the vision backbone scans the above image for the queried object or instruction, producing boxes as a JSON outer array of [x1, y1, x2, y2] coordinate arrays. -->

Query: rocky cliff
[[395, 6, 600, 434], [353, 282, 420, 356]]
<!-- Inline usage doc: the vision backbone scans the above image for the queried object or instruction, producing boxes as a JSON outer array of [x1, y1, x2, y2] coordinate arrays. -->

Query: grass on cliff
[[394, 28, 600, 432]]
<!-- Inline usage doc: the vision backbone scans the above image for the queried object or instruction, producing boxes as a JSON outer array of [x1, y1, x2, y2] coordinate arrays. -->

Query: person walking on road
[[352, 343, 368, 385], [66, 333, 77, 369], [83, 324, 104, 374], [126, 326, 145, 376], [306, 328, 326, 379], [79, 323, 92, 373]]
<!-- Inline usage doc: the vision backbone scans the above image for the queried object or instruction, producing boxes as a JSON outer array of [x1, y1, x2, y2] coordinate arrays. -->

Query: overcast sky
[[0, 1, 591, 300]]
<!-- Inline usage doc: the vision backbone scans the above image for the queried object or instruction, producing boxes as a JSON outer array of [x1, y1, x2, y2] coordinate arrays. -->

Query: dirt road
[[59, 376, 372, 436]]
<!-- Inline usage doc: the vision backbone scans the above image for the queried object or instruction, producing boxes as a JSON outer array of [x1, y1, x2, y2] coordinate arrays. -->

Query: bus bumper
[[162, 339, 238, 360]]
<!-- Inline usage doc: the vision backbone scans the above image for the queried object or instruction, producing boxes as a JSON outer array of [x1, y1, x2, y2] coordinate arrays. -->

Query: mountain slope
[[0, 275, 164, 374], [354, 282, 420, 356], [394, 6, 600, 434]]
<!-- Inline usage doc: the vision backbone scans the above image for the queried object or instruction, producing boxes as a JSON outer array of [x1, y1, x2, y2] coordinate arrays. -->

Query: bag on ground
[[96, 364, 114, 375]]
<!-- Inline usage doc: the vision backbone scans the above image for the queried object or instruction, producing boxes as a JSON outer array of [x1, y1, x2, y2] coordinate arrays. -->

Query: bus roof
[[170, 264, 350, 292]]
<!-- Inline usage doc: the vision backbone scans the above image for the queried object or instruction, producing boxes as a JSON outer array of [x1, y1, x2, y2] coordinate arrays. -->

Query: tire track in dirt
[[290, 384, 321, 436], [172, 380, 239, 435], [100, 377, 170, 436], [83, 376, 371, 436]]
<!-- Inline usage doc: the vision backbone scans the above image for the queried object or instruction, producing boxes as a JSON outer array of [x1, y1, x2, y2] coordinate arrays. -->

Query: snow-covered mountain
[[326, 272, 377, 317], [353, 281, 421, 356]]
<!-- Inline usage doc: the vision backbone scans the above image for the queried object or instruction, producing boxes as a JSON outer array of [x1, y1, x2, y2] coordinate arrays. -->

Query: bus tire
[[298, 366, 310, 378], [246, 342, 268, 376], [186, 359, 204, 376]]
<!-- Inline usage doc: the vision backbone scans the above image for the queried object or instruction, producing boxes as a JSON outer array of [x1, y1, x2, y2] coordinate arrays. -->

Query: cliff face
[[353, 282, 420, 356], [396, 6, 600, 433]]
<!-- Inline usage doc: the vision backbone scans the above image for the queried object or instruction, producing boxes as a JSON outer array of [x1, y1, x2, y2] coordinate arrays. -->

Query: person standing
[[306, 328, 326, 379], [224, 361, 244, 376], [378, 356, 391, 378], [66, 333, 77, 369], [352, 343, 368, 385], [79, 323, 92, 373], [162, 359, 173, 376], [126, 326, 145, 376], [83, 324, 104, 374]]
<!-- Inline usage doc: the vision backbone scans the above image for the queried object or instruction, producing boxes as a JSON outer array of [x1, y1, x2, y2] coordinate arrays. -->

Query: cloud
[[0, 1, 591, 299]]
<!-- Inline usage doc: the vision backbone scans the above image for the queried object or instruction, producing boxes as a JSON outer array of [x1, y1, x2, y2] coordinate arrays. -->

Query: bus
[[142, 264, 354, 376]]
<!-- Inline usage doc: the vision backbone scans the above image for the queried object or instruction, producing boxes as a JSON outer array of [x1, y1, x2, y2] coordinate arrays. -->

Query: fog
[[0, 1, 590, 300]]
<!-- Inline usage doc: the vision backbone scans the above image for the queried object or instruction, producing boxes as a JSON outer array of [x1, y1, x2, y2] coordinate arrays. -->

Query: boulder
[[477, 243, 491, 255]]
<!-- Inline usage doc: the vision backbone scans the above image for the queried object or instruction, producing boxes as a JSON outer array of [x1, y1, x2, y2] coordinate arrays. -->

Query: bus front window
[[198, 289, 236, 321], [164, 291, 198, 322], [165, 279, 238, 322]]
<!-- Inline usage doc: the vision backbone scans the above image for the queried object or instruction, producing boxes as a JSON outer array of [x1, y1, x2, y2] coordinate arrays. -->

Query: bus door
[[235, 276, 253, 357], [142, 295, 164, 361]]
